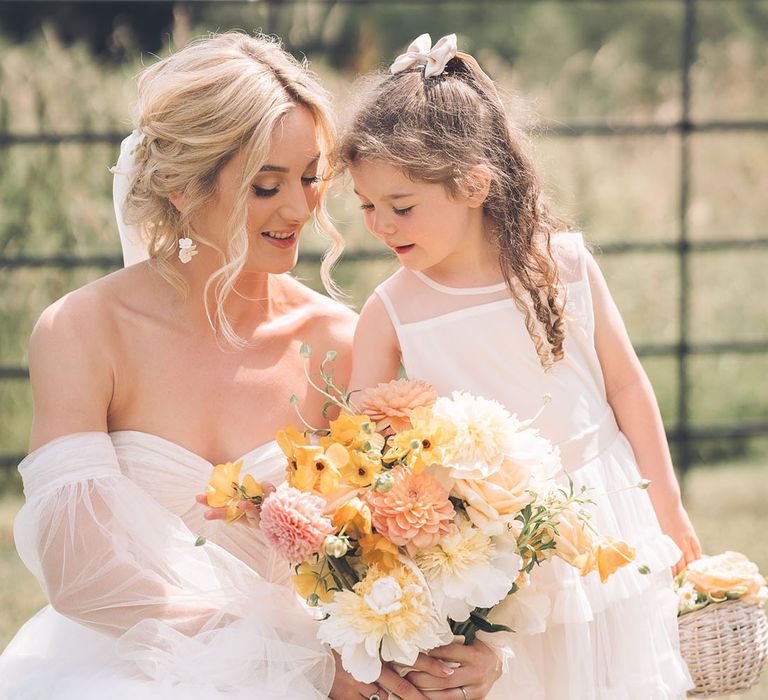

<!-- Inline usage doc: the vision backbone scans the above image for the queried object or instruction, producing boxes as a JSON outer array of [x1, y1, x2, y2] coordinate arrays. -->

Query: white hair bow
[[389, 33, 458, 79]]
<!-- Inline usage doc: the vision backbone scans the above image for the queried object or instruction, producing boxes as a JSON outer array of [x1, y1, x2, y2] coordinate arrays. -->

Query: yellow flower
[[342, 450, 382, 488], [289, 443, 349, 495], [207, 460, 243, 508], [385, 407, 455, 473], [328, 414, 375, 449], [332, 497, 373, 539], [277, 426, 309, 475], [292, 558, 337, 604], [552, 506, 598, 570], [594, 537, 635, 583], [206, 460, 265, 523], [358, 533, 401, 572]]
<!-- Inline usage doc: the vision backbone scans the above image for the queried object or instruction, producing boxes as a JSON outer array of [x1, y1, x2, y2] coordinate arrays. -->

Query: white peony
[[414, 518, 522, 622], [318, 564, 452, 683]]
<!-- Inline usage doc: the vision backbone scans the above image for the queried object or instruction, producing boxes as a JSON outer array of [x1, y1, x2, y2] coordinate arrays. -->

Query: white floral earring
[[178, 235, 198, 263]]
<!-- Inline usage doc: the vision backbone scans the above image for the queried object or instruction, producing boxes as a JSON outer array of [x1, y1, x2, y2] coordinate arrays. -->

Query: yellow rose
[[685, 551, 766, 598], [451, 458, 532, 535], [332, 497, 373, 539]]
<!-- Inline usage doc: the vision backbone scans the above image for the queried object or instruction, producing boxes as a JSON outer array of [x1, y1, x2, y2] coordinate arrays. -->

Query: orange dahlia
[[365, 467, 454, 554], [357, 379, 437, 432]]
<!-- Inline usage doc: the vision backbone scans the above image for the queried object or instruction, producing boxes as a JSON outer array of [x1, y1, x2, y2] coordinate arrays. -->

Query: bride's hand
[[194, 483, 275, 526], [329, 652, 433, 700], [405, 640, 502, 699]]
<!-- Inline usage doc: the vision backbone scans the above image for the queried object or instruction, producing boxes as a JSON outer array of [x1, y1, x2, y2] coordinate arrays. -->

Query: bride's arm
[[17, 293, 335, 694]]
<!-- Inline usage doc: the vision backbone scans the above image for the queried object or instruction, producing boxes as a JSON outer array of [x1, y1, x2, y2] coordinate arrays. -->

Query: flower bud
[[324, 535, 349, 558], [374, 472, 395, 493], [307, 593, 321, 607], [637, 564, 651, 575], [637, 479, 651, 490]]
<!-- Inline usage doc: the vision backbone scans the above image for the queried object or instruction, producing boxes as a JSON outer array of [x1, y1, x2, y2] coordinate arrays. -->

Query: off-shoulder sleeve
[[13, 433, 334, 697]]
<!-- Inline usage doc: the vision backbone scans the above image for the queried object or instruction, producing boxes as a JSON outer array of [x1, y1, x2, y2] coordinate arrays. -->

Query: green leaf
[[194, 536, 206, 547]]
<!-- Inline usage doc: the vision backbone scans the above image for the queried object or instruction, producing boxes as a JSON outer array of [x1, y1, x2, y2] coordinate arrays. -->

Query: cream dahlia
[[432, 391, 521, 479], [414, 518, 521, 622], [366, 467, 454, 554]]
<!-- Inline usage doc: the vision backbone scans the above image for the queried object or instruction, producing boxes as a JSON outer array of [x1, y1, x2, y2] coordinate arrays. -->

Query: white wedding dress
[[374, 232, 694, 699], [0, 432, 334, 699]]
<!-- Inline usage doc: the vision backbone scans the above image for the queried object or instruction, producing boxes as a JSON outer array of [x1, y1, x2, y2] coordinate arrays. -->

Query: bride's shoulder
[[275, 275, 357, 361], [31, 266, 144, 345], [279, 274, 357, 324]]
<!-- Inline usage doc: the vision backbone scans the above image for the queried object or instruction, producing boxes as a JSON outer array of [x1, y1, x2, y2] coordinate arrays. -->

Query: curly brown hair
[[337, 53, 568, 368]]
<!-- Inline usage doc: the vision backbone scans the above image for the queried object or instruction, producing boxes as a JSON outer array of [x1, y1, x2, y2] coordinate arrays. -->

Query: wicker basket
[[679, 599, 768, 696]]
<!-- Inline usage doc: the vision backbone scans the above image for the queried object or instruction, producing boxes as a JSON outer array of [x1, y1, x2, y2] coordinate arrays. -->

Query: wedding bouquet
[[675, 552, 768, 696], [205, 346, 641, 683]]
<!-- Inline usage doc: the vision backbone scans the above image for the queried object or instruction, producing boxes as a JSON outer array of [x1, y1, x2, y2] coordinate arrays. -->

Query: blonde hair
[[123, 32, 342, 347], [337, 55, 567, 368]]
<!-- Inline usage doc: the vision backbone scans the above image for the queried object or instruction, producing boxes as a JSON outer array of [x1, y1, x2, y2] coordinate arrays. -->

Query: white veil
[[112, 131, 150, 267]]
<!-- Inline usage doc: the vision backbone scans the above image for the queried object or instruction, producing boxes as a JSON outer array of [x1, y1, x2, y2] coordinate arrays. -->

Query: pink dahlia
[[357, 379, 438, 433], [260, 484, 335, 563], [366, 467, 454, 554]]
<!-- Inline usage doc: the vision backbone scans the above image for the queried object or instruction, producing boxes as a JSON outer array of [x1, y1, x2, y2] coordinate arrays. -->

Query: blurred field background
[[0, 0, 766, 695]]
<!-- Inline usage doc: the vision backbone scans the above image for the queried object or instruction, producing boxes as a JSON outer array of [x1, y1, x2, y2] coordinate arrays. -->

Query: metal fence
[[1, 0, 767, 472]]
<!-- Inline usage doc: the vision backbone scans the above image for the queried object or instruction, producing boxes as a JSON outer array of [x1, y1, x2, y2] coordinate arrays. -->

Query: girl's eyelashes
[[302, 175, 321, 185], [358, 202, 414, 216]]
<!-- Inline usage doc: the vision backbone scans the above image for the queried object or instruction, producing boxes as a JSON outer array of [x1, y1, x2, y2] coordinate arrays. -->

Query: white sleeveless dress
[[375, 233, 693, 699], [0, 432, 334, 699]]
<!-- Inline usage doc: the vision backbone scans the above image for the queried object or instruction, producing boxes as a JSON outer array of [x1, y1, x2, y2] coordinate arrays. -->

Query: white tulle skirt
[[488, 416, 693, 699], [1, 604, 331, 700]]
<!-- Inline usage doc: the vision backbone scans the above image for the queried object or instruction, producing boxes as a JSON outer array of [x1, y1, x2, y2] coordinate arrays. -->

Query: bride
[[0, 32, 443, 700]]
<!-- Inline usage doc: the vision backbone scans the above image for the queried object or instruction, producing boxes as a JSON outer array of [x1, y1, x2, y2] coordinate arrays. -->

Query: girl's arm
[[349, 293, 402, 392], [587, 254, 701, 574]]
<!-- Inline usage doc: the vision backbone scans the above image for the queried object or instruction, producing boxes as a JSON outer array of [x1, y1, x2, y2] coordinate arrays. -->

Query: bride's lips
[[261, 230, 298, 249]]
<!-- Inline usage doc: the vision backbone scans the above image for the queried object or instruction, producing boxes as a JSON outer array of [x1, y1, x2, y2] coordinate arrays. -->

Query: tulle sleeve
[[13, 432, 334, 697]]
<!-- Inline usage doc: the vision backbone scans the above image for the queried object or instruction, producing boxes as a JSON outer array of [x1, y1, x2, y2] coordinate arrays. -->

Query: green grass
[[1, 456, 767, 697]]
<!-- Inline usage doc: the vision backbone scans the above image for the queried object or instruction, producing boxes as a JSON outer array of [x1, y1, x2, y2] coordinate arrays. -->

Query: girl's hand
[[406, 640, 502, 699], [194, 483, 275, 526], [657, 503, 702, 575], [329, 651, 432, 700]]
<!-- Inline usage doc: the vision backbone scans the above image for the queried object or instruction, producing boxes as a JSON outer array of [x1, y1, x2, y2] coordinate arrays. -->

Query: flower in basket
[[357, 378, 438, 432], [317, 563, 453, 682], [676, 551, 768, 613]]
